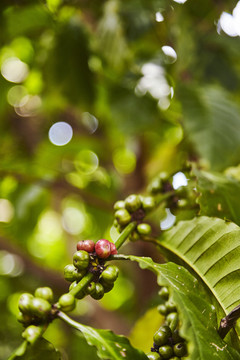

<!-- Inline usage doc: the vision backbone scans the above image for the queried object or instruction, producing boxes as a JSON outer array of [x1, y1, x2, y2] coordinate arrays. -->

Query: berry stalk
[[114, 221, 137, 249]]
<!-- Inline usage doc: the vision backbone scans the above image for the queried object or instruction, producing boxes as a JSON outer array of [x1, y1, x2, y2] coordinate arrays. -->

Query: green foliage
[[9, 338, 60, 360], [195, 169, 240, 225], [118, 256, 240, 359], [158, 217, 240, 317], [1, 0, 240, 358]]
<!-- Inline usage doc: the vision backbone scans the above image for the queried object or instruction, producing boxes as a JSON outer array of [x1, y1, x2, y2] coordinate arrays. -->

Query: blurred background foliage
[[1, 0, 240, 358]]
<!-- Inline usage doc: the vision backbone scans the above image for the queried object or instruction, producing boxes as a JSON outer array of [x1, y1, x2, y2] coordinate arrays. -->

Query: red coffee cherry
[[95, 239, 111, 259], [77, 240, 95, 253], [110, 242, 118, 255]]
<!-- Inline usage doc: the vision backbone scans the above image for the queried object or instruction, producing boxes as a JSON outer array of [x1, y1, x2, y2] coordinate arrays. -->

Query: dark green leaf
[[8, 338, 61, 360], [117, 255, 240, 359], [178, 86, 240, 170], [195, 169, 240, 225], [58, 312, 148, 360]]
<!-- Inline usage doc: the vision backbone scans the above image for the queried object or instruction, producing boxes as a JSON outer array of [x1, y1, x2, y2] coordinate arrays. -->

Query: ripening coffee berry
[[165, 300, 177, 313], [113, 200, 125, 211], [18, 293, 34, 314], [173, 342, 187, 357], [159, 345, 173, 359], [153, 329, 170, 347], [166, 312, 178, 331], [85, 282, 96, 296], [73, 250, 90, 270], [101, 265, 119, 284], [110, 242, 118, 255], [146, 352, 161, 360], [171, 330, 184, 345], [31, 297, 52, 319], [141, 196, 155, 212], [125, 194, 142, 213], [22, 325, 42, 344], [137, 223, 152, 235], [59, 293, 76, 312], [114, 209, 131, 226], [158, 287, 169, 300], [64, 264, 86, 282], [17, 311, 32, 326], [91, 283, 105, 300], [129, 231, 140, 242], [95, 239, 112, 259], [100, 279, 114, 293], [157, 304, 168, 316], [77, 240, 95, 253], [34, 287, 54, 303], [149, 178, 162, 194]]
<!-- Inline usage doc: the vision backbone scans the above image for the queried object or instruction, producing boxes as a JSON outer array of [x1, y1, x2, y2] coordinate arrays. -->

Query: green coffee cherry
[[34, 287, 54, 303], [101, 265, 119, 284], [158, 287, 169, 300], [113, 200, 125, 210], [157, 304, 168, 316], [59, 293, 76, 312], [91, 283, 105, 300], [85, 282, 96, 296], [149, 178, 162, 194], [141, 196, 155, 212], [64, 264, 80, 282], [22, 325, 42, 344], [154, 325, 172, 347], [31, 297, 52, 319], [18, 293, 34, 314], [100, 279, 114, 293], [129, 231, 140, 242], [177, 199, 188, 208], [166, 312, 178, 331], [17, 311, 32, 326], [137, 223, 152, 235], [165, 300, 176, 313], [125, 194, 142, 213], [146, 352, 161, 360], [172, 330, 183, 345], [115, 209, 131, 226], [159, 345, 173, 359], [73, 250, 90, 270], [173, 342, 187, 357]]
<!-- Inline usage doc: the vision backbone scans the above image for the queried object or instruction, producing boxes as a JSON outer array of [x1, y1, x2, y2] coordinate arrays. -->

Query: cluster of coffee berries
[[146, 287, 187, 359], [17, 287, 54, 327], [147, 172, 172, 195], [64, 239, 119, 301], [113, 194, 155, 239]]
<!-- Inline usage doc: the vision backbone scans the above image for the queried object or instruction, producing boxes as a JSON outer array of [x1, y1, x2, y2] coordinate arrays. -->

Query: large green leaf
[[58, 312, 148, 360], [158, 216, 240, 316], [114, 256, 240, 359], [8, 338, 61, 360], [178, 86, 240, 170], [195, 169, 240, 226]]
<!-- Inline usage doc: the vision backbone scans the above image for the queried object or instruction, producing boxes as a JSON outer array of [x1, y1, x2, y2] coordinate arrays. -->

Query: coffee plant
[[1, 0, 240, 359]]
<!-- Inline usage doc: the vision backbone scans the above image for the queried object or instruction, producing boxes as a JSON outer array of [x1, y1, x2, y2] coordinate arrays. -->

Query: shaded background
[[1, 0, 240, 358]]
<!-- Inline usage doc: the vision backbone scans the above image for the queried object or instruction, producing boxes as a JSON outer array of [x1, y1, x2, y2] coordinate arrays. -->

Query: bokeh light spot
[[155, 12, 164, 22], [1, 57, 29, 83], [0, 199, 14, 222], [7, 86, 28, 107], [62, 207, 86, 235], [49, 122, 73, 146], [113, 148, 136, 174], [82, 112, 99, 134], [75, 150, 99, 174], [15, 95, 42, 117]]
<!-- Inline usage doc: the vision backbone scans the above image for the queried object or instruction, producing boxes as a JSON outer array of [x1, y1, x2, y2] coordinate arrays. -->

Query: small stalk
[[57, 310, 83, 330], [114, 221, 137, 249], [69, 272, 94, 298]]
